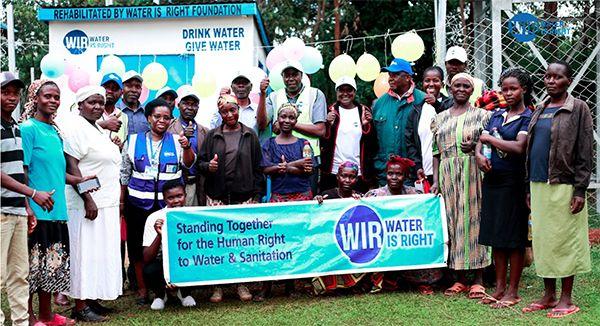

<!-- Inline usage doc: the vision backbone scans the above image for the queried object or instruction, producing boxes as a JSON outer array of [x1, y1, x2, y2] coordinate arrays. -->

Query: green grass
[[5, 246, 598, 325]]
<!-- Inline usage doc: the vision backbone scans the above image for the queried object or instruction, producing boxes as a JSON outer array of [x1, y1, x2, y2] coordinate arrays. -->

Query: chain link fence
[[441, 0, 599, 226]]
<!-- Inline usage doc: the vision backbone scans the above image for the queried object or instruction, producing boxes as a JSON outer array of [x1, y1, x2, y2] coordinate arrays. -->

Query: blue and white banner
[[162, 194, 448, 286]]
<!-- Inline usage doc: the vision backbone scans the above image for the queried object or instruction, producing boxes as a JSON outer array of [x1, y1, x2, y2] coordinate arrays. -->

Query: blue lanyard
[[147, 132, 165, 166]]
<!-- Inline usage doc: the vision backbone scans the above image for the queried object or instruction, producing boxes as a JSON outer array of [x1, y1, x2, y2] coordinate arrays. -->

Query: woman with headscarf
[[475, 68, 533, 308], [262, 103, 314, 202], [198, 94, 262, 303], [522, 61, 592, 318], [20, 79, 93, 326], [120, 98, 194, 306], [431, 73, 492, 299], [61, 86, 123, 321]]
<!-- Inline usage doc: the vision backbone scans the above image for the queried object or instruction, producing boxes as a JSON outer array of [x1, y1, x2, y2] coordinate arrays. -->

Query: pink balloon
[[139, 85, 150, 103], [248, 92, 260, 104], [266, 46, 286, 71], [68, 68, 90, 92], [64, 61, 77, 76]]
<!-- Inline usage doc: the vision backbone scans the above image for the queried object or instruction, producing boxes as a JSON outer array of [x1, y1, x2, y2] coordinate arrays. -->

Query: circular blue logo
[[335, 205, 384, 264], [508, 12, 539, 43], [63, 30, 88, 55]]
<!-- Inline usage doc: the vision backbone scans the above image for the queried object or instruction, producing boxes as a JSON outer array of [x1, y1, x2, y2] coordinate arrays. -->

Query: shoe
[[87, 300, 115, 315], [237, 285, 253, 302], [150, 297, 166, 310], [176, 289, 197, 307], [71, 306, 108, 322], [54, 293, 70, 307], [210, 287, 223, 303]]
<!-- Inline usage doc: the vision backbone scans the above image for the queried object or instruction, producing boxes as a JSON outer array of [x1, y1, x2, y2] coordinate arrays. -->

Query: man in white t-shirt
[[142, 180, 196, 310]]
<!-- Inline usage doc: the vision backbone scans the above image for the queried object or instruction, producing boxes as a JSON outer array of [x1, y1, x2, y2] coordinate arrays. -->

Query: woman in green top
[[431, 73, 492, 299], [20, 79, 93, 326]]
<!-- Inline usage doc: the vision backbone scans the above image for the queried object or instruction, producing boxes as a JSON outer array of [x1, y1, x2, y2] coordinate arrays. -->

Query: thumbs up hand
[[277, 155, 288, 174], [209, 154, 219, 173], [184, 123, 195, 138], [178, 132, 190, 149]]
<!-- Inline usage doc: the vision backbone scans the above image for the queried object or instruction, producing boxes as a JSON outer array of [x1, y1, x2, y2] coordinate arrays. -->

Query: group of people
[[0, 44, 592, 325]]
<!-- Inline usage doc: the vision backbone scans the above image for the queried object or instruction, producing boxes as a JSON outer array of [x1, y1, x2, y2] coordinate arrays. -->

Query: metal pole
[[595, 0, 600, 211], [490, 0, 503, 85], [435, 0, 447, 67], [7, 2, 17, 73]]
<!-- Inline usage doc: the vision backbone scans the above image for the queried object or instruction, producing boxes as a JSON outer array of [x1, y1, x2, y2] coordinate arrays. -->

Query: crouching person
[[142, 180, 196, 310]]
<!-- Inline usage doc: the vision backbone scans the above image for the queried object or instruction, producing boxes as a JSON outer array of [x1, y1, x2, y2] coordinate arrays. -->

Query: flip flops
[[547, 305, 580, 318], [41, 314, 76, 326], [522, 302, 558, 313], [444, 282, 468, 296], [468, 284, 486, 299]]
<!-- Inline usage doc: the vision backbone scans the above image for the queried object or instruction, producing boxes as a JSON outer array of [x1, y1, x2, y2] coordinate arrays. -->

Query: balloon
[[88, 71, 102, 86], [139, 85, 150, 103], [67, 67, 90, 92], [192, 72, 217, 98], [328, 54, 356, 83], [142, 62, 168, 90], [391, 32, 425, 62], [266, 46, 286, 71], [373, 73, 390, 98], [64, 61, 77, 76], [40, 53, 66, 79], [246, 67, 267, 93], [282, 37, 306, 61], [248, 92, 260, 105], [98, 55, 126, 77], [299, 46, 323, 74], [268, 62, 285, 91], [356, 53, 381, 82]]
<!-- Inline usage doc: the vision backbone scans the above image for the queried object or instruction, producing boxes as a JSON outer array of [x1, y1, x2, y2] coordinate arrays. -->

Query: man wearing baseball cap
[[257, 60, 327, 194], [167, 88, 208, 206], [155, 87, 178, 111], [372, 58, 425, 185], [443, 46, 485, 105], [117, 70, 148, 136], [1, 72, 54, 326], [99, 73, 129, 145]]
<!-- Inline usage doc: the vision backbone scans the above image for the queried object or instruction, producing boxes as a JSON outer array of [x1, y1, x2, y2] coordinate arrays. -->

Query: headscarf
[[386, 155, 415, 174], [75, 85, 106, 104], [338, 161, 359, 174], [450, 72, 475, 87], [276, 103, 299, 117], [20, 79, 56, 122], [217, 94, 238, 110]]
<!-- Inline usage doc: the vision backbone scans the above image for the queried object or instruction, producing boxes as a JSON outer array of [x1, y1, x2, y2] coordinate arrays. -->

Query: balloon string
[[343, 35, 353, 53], [363, 39, 367, 53], [384, 29, 390, 65]]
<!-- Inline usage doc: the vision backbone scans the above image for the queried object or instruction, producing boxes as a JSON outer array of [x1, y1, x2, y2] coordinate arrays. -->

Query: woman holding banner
[[198, 94, 263, 303], [120, 98, 195, 305], [431, 73, 491, 299], [523, 61, 591, 318]]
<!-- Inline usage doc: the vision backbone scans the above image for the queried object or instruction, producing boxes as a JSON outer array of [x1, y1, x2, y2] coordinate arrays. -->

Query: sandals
[[417, 285, 434, 295], [522, 302, 558, 313], [468, 284, 486, 299], [444, 282, 468, 296], [547, 305, 580, 318], [41, 314, 76, 326]]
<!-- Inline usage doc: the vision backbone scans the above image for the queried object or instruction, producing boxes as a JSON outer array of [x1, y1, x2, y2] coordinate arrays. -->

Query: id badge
[[165, 163, 178, 173], [145, 165, 158, 176]]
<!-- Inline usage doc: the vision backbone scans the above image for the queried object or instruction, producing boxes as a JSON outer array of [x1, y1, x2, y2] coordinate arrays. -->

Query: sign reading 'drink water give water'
[[162, 195, 449, 286]]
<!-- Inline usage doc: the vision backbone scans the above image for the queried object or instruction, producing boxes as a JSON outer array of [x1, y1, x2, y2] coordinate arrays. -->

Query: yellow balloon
[[391, 32, 425, 62], [356, 53, 381, 82], [328, 54, 356, 83], [192, 73, 217, 98], [141, 62, 168, 90], [373, 73, 389, 98]]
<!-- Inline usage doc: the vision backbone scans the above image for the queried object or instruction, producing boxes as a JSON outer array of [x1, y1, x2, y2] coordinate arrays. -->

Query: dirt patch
[[590, 228, 600, 245]]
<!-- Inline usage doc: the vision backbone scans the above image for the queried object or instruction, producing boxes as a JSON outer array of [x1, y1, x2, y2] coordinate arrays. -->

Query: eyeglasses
[[151, 114, 172, 121]]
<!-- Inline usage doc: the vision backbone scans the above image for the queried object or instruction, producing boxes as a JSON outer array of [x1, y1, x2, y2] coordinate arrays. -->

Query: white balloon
[[99, 55, 126, 77], [282, 37, 306, 61]]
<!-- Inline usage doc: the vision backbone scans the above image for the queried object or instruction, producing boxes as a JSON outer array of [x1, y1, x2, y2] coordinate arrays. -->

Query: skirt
[[28, 220, 70, 293], [68, 206, 123, 300], [125, 201, 160, 263], [530, 182, 591, 278], [479, 171, 530, 248], [269, 190, 313, 202]]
